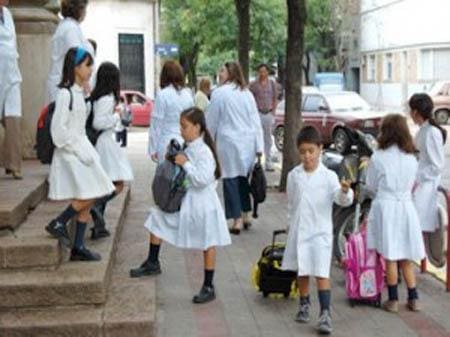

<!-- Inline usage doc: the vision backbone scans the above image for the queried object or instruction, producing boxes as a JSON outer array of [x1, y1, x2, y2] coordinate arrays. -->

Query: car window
[[303, 95, 325, 112], [131, 94, 146, 105], [325, 93, 370, 113]]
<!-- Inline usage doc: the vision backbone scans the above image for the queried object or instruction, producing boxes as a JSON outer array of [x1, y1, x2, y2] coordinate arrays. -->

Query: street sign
[[154, 43, 179, 57]]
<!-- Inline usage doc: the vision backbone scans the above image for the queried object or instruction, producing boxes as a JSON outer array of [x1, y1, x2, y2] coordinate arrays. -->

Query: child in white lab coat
[[130, 107, 231, 304], [366, 114, 425, 313], [409, 94, 446, 233], [281, 126, 353, 335]]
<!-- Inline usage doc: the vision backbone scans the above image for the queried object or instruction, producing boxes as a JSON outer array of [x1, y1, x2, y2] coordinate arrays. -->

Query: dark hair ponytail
[[90, 62, 121, 104], [409, 93, 447, 143], [58, 47, 93, 89], [180, 107, 221, 179]]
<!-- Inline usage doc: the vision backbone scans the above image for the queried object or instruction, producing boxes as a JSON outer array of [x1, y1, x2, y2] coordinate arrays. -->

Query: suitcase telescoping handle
[[272, 229, 287, 248]]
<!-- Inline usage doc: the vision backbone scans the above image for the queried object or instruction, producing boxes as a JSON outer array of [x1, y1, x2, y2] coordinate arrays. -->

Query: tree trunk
[[179, 43, 200, 88], [280, 0, 306, 191], [303, 51, 311, 85], [234, 0, 251, 82]]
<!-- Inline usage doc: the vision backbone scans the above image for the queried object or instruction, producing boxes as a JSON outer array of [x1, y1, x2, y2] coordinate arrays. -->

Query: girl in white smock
[[46, 47, 115, 262], [130, 107, 231, 305], [409, 94, 446, 233], [366, 114, 425, 313], [281, 126, 353, 335], [148, 60, 193, 163], [89, 62, 134, 240]]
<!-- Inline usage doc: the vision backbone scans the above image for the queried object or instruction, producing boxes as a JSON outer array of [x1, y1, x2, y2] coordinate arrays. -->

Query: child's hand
[[175, 154, 188, 166], [340, 179, 351, 193]]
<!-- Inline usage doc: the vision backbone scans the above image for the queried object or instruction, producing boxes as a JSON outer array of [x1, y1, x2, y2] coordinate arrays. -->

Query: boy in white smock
[[281, 126, 353, 335]]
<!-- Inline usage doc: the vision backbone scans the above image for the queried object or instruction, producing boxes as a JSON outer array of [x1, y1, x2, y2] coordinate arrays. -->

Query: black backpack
[[85, 98, 103, 146], [250, 157, 267, 218], [36, 89, 73, 164]]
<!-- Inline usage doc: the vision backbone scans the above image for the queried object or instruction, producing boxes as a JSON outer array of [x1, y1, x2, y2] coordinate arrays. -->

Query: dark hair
[[224, 61, 247, 90], [88, 38, 97, 54], [58, 47, 93, 89], [296, 126, 322, 147], [409, 93, 447, 143], [90, 62, 120, 104], [180, 107, 221, 179], [160, 60, 185, 90], [378, 114, 416, 154], [61, 0, 88, 21], [256, 63, 270, 72]]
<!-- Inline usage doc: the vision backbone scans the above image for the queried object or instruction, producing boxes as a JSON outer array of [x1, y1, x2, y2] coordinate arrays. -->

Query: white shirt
[[194, 90, 209, 112]]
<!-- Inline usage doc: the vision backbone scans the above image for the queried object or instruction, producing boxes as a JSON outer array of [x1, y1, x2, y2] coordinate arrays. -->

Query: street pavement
[[124, 127, 450, 337]]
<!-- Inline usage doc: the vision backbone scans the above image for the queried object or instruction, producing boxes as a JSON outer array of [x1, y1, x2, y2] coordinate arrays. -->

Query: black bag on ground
[[151, 139, 188, 213], [250, 157, 267, 218], [257, 229, 297, 298]]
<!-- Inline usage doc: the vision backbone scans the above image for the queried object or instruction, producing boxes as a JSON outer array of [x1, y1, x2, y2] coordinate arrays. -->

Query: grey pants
[[258, 112, 274, 163]]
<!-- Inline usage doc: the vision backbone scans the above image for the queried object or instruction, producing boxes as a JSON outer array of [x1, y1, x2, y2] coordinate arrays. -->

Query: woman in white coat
[[90, 62, 134, 239], [409, 94, 446, 233], [148, 60, 193, 163], [130, 107, 231, 304], [206, 61, 264, 234], [46, 47, 115, 262], [366, 114, 425, 313], [47, 0, 94, 103], [0, 2, 23, 179]]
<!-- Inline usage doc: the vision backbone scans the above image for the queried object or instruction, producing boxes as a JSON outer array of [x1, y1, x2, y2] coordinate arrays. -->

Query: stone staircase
[[0, 161, 156, 336]]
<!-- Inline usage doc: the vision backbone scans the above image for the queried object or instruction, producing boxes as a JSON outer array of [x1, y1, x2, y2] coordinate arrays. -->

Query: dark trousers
[[223, 176, 251, 219], [115, 129, 127, 147]]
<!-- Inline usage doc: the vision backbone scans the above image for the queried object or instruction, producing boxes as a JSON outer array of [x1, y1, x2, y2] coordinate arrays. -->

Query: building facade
[[360, 0, 450, 111]]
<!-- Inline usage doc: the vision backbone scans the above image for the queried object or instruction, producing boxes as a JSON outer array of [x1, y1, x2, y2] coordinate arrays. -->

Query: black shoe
[[193, 285, 216, 304], [229, 227, 241, 235], [129, 260, 162, 278], [45, 219, 71, 247], [243, 222, 252, 230], [90, 207, 108, 240], [5, 168, 12, 175], [90, 227, 110, 240], [70, 247, 101, 262]]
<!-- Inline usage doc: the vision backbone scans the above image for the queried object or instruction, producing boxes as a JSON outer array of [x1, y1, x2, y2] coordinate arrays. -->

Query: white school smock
[[48, 85, 115, 200], [281, 163, 353, 278], [206, 83, 264, 179], [148, 85, 193, 162], [93, 95, 134, 182], [366, 146, 425, 261], [0, 7, 22, 117], [413, 121, 445, 232], [47, 18, 94, 103], [144, 137, 231, 250]]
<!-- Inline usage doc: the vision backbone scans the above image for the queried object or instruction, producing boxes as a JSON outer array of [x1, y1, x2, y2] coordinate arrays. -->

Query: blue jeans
[[223, 176, 251, 220]]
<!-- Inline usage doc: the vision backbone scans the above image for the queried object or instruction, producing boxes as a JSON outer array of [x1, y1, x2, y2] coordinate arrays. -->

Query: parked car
[[273, 91, 388, 153], [428, 81, 450, 124], [120, 90, 153, 126]]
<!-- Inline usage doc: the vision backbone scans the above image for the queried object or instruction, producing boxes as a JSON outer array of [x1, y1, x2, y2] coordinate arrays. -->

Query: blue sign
[[154, 43, 179, 56]]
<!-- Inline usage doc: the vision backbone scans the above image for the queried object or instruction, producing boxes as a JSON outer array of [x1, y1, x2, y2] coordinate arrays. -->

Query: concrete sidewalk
[[125, 128, 450, 337]]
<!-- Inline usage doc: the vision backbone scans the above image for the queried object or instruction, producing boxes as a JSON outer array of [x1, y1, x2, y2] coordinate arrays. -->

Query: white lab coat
[[93, 95, 134, 182], [366, 146, 425, 261], [48, 85, 115, 200], [144, 137, 231, 250], [281, 163, 353, 278], [206, 83, 264, 179], [413, 121, 445, 232], [148, 85, 193, 162], [47, 17, 94, 103], [0, 7, 22, 117]]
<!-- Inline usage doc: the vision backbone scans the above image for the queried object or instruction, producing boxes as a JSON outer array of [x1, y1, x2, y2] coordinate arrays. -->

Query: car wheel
[[274, 126, 284, 151], [435, 109, 449, 125], [333, 128, 350, 154]]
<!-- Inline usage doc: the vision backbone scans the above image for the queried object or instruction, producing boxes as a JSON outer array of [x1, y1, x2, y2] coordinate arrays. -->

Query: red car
[[120, 90, 153, 126], [273, 91, 388, 153]]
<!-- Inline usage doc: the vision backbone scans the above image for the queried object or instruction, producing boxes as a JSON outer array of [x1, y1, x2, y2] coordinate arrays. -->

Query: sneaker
[[406, 299, 420, 312], [192, 285, 216, 304], [382, 300, 399, 313], [295, 303, 310, 323], [317, 309, 332, 335], [70, 247, 101, 262], [129, 260, 162, 278], [45, 219, 71, 247]]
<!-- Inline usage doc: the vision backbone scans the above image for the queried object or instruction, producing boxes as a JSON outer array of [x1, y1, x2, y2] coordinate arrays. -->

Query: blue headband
[[75, 47, 88, 65]]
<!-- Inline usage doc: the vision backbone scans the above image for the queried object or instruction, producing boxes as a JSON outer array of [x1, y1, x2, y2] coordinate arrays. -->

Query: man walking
[[249, 64, 278, 171], [0, 0, 23, 179]]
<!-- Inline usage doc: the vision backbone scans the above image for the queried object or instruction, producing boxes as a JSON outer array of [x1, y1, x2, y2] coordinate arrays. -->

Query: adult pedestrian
[[194, 78, 211, 112], [249, 64, 278, 171], [148, 60, 193, 163], [207, 61, 264, 234], [0, 0, 23, 179], [47, 0, 94, 103]]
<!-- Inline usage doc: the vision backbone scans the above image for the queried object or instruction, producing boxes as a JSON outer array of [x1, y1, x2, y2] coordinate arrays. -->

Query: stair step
[[0, 161, 48, 230], [0, 187, 130, 308]]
